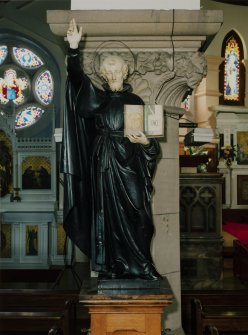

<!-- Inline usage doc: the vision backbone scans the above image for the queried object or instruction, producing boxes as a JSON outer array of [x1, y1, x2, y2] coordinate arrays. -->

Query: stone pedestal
[[79, 278, 174, 335]]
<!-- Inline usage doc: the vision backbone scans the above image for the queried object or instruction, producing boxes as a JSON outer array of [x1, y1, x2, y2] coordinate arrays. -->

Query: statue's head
[[100, 55, 128, 92]]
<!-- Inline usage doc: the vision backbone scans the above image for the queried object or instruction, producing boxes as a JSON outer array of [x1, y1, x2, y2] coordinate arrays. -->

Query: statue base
[[79, 277, 174, 335], [97, 276, 161, 293]]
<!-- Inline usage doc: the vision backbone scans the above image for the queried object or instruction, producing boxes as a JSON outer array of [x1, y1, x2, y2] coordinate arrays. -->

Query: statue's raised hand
[[67, 18, 83, 49]]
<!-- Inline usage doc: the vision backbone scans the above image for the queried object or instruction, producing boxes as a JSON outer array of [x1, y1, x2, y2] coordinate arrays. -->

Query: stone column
[[47, 9, 223, 333], [194, 55, 223, 128]]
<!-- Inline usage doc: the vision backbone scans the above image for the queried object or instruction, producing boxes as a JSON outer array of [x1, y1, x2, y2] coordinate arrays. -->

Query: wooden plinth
[[79, 277, 174, 335]]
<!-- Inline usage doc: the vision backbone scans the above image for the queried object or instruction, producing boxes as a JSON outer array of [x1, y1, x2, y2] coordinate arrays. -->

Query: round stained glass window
[[0, 43, 56, 130]]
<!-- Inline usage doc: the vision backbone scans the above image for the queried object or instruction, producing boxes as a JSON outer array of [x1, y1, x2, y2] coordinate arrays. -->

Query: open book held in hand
[[124, 104, 164, 138]]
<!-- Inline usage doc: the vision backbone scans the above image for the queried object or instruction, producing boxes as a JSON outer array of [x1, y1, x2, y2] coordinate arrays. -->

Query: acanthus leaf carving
[[80, 49, 207, 107]]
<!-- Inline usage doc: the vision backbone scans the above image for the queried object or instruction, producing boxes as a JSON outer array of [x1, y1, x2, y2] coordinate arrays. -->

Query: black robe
[[62, 48, 161, 279]]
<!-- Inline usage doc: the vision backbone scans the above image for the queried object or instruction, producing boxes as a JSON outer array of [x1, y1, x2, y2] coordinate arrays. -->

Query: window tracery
[[0, 44, 54, 129]]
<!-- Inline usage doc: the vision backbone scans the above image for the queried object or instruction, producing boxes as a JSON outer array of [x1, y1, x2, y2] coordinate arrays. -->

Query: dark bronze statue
[[62, 19, 162, 280]]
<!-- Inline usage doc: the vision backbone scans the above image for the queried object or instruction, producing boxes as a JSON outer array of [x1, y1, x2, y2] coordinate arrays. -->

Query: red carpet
[[223, 221, 248, 243]]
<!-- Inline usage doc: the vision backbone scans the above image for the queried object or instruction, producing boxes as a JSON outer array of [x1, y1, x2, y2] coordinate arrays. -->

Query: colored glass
[[34, 70, 54, 105], [15, 105, 44, 129], [0, 45, 8, 65], [224, 36, 240, 102], [13, 47, 43, 69]]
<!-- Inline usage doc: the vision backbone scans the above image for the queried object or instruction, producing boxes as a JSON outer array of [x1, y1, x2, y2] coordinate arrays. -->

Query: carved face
[[100, 55, 128, 92]]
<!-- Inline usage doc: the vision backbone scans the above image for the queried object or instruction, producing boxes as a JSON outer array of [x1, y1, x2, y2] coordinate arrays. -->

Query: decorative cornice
[[47, 9, 223, 51], [48, 9, 222, 107]]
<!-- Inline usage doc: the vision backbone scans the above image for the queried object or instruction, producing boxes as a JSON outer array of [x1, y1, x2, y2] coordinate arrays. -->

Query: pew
[[233, 239, 248, 284], [0, 266, 91, 335], [205, 326, 219, 335], [191, 298, 248, 334], [0, 299, 75, 334]]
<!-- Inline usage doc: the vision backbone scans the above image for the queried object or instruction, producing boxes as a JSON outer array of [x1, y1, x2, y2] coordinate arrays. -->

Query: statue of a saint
[[62, 19, 162, 280]]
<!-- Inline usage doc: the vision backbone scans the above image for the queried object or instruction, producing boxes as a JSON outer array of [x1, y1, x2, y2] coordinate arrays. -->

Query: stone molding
[[47, 9, 223, 50], [48, 9, 222, 106]]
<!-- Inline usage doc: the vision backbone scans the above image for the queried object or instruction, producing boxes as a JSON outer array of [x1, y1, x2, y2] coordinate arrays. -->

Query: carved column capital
[[81, 49, 207, 107]]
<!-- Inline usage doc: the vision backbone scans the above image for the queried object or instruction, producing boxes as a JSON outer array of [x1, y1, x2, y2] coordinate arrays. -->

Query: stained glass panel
[[13, 47, 44, 69], [224, 36, 240, 102], [181, 95, 191, 112], [0, 68, 29, 105], [0, 46, 7, 65], [34, 70, 53, 105], [15, 105, 45, 129]]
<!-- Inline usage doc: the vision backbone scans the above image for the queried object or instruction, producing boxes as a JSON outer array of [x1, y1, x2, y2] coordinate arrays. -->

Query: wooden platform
[[79, 278, 174, 335]]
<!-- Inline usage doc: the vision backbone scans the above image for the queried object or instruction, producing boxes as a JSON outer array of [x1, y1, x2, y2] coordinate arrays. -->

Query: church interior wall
[[201, 0, 248, 58]]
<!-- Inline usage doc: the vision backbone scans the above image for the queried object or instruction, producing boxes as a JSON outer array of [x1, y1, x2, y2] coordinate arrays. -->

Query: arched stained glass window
[[224, 37, 240, 101], [0, 43, 54, 129], [13, 47, 44, 69], [34, 70, 54, 105], [220, 30, 245, 106], [0, 46, 7, 65], [15, 105, 45, 129]]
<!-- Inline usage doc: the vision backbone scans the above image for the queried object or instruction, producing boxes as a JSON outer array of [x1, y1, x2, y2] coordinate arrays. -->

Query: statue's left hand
[[126, 131, 150, 145]]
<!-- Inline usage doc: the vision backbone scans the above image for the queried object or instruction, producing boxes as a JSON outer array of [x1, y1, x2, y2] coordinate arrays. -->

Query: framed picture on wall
[[21, 156, 51, 190], [237, 131, 248, 164], [0, 224, 12, 258], [57, 223, 66, 256], [237, 175, 248, 205], [25, 225, 39, 256]]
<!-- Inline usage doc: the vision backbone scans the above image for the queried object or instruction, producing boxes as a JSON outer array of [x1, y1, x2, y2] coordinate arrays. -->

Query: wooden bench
[[0, 299, 75, 334], [0, 266, 89, 334], [182, 289, 248, 335], [205, 326, 219, 335], [191, 298, 248, 334], [0, 266, 91, 334], [233, 239, 248, 284]]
